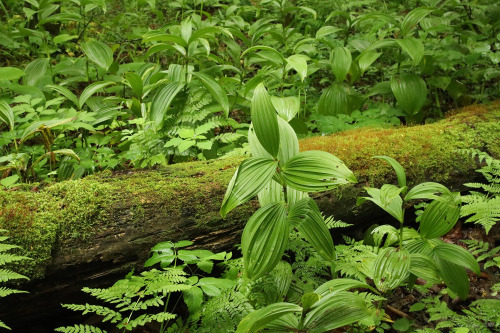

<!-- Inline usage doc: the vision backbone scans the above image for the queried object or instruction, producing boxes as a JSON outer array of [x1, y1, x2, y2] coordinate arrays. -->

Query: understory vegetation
[[0, 0, 499, 332]]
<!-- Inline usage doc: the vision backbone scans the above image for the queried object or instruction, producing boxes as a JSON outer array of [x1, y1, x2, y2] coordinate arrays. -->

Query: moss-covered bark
[[1, 102, 499, 280]]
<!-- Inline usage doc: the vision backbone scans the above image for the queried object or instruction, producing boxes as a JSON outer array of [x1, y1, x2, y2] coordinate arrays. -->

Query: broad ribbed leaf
[[257, 179, 283, 206], [220, 158, 278, 217], [125, 73, 143, 99], [45, 84, 79, 107], [290, 198, 335, 261], [390, 73, 427, 117], [396, 37, 424, 66], [303, 291, 370, 331], [24, 58, 49, 87], [236, 302, 302, 333], [317, 82, 363, 116], [142, 31, 188, 47], [315, 26, 343, 38], [332, 46, 352, 82], [374, 156, 407, 189], [241, 203, 289, 280], [271, 96, 300, 122], [0, 101, 14, 130], [0, 67, 25, 81], [241, 46, 286, 66], [401, 7, 434, 37], [420, 192, 460, 239], [315, 278, 376, 296], [371, 225, 399, 247], [409, 253, 441, 284], [358, 184, 404, 223], [281, 151, 356, 192], [286, 54, 308, 82], [404, 182, 451, 202], [81, 40, 113, 71], [79, 81, 115, 109], [357, 51, 381, 75], [149, 82, 184, 130], [21, 118, 75, 142], [434, 258, 469, 300], [432, 243, 480, 275], [373, 247, 410, 292], [32, 149, 80, 169], [251, 83, 280, 157], [192, 72, 229, 117]]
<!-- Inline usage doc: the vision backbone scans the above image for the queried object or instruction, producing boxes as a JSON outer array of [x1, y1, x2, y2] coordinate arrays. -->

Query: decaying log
[[0, 102, 499, 331]]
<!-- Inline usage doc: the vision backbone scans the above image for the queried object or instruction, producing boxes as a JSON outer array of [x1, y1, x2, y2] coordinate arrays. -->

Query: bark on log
[[0, 102, 499, 331]]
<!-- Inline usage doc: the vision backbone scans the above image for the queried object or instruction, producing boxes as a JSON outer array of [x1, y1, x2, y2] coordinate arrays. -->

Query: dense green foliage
[[1, 0, 499, 183]]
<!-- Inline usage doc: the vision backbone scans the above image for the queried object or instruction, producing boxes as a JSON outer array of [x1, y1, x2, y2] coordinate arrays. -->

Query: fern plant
[[459, 149, 500, 233], [0, 229, 30, 330]]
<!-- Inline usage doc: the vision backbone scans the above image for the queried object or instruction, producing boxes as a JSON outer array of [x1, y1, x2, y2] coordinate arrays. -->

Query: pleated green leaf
[[332, 46, 352, 82], [317, 82, 363, 116], [434, 257, 469, 300], [241, 203, 289, 280], [374, 156, 406, 189], [45, 84, 79, 107], [257, 179, 284, 207], [390, 73, 427, 117], [81, 40, 114, 71], [251, 83, 280, 157], [356, 51, 381, 75], [271, 96, 300, 122], [23, 58, 49, 87], [241, 46, 286, 67], [289, 198, 335, 261], [0, 101, 14, 130], [303, 291, 370, 331], [148, 82, 185, 130], [401, 7, 434, 37], [124, 73, 144, 99], [373, 247, 410, 292], [286, 54, 309, 82], [192, 72, 229, 118], [404, 182, 451, 202], [21, 118, 75, 142], [236, 302, 302, 333], [358, 184, 404, 223], [420, 192, 460, 239], [315, 278, 376, 296], [220, 158, 278, 218], [397, 37, 424, 66], [142, 31, 188, 47], [0, 67, 25, 81], [432, 243, 480, 275], [281, 151, 357, 193], [409, 253, 441, 284], [79, 81, 115, 109]]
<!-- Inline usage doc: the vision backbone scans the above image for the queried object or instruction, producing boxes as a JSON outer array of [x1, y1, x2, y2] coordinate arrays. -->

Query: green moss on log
[[0, 102, 499, 279]]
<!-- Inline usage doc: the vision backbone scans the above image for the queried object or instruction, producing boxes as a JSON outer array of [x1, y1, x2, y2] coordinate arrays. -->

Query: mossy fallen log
[[1, 102, 499, 281], [0, 102, 499, 331]]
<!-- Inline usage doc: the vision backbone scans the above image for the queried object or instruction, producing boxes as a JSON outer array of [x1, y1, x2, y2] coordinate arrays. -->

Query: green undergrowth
[[1, 102, 499, 279]]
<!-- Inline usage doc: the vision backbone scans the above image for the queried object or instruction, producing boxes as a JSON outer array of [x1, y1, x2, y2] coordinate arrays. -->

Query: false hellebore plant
[[220, 84, 380, 332]]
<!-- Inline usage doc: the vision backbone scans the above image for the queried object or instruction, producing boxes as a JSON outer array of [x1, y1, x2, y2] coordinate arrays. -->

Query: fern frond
[[0, 269, 28, 282], [0, 253, 31, 265], [461, 196, 500, 233], [55, 324, 108, 333], [0, 287, 28, 297], [215, 132, 244, 143], [61, 304, 122, 323], [119, 312, 176, 330]]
